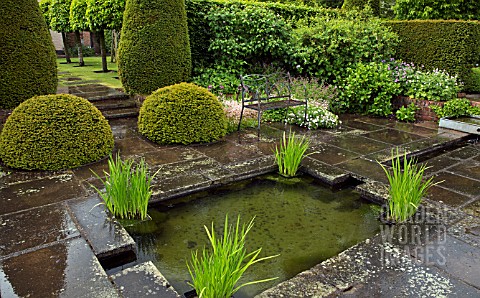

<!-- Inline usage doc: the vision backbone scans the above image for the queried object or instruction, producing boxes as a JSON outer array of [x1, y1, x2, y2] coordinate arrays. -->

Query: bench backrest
[[239, 72, 292, 103]]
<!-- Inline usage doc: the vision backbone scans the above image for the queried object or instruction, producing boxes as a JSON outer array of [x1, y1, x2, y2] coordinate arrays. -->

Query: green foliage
[[396, 103, 418, 122], [290, 77, 338, 105], [192, 67, 240, 95], [385, 20, 480, 92], [274, 131, 310, 177], [39, 0, 52, 26], [430, 98, 480, 119], [0, 0, 57, 109], [0, 94, 114, 170], [138, 83, 227, 145], [186, 0, 339, 73], [118, 0, 191, 94], [85, 0, 125, 31], [333, 62, 400, 116], [379, 151, 437, 223], [292, 9, 398, 82], [205, 3, 292, 75], [187, 215, 278, 298], [386, 59, 460, 101], [69, 0, 89, 31], [394, 0, 480, 20], [91, 153, 157, 220], [49, 0, 72, 32], [342, 0, 380, 16]]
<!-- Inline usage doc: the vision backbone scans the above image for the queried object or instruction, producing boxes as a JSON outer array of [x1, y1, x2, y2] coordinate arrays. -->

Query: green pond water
[[125, 174, 380, 297]]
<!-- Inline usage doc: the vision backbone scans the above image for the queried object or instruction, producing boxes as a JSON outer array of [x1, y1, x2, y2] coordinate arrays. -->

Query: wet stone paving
[[1, 85, 480, 297]]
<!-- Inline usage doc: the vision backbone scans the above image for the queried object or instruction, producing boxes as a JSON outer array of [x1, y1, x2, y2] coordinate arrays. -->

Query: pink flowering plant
[[383, 59, 460, 101]]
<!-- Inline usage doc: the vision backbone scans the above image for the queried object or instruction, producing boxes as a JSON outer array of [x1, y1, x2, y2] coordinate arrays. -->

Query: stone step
[[102, 107, 139, 119], [93, 98, 137, 111], [110, 261, 181, 298], [87, 93, 130, 102]]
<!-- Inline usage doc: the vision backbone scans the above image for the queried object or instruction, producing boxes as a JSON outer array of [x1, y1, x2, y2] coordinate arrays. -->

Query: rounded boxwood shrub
[[0, 0, 57, 109], [0, 94, 114, 170], [138, 83, 227, 145], [118, 0, 191, 95]]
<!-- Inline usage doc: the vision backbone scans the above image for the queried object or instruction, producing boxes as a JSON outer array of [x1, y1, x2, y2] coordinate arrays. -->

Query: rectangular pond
[[124, 174, 380, 297]]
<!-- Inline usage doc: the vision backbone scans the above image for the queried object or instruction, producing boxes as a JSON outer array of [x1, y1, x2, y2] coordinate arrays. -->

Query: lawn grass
[[57, 57, 122, 89]]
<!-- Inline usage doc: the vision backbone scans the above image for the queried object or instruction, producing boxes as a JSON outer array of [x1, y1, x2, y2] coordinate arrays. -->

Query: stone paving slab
[[0, 173, 85, 215], [433, 172, 480, 197], [337, 158, 389, 184], [0, 237, 120, 298], [0, 203, 79, 257], [363, 128, 425, 145], [67, 196, 136, 267], [426, 185, 474, 207], [327, 134, 391, 155], [110, 261, 180, 298], [386, 121, 439, 137], [308, 143, 360, 165], [449, 215, 480, 248]]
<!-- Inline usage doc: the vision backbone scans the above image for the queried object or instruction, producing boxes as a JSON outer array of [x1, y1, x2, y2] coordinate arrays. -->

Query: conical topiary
[[0, 0, 57, 109], [118, 0, 192, 95]]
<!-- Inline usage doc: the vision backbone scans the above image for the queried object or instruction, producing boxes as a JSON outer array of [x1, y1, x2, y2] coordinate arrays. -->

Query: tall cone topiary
[[118, 0, 191, 95], [0, 0, 57, 109]]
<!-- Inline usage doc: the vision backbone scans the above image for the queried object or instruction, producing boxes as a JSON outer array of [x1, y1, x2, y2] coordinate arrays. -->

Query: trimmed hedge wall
[[118, 0, 191, 95], [0, 0, 57, 109], [0, 94, 114, 170], [186, 0, 338, 73], [385, 20, 480, 92]]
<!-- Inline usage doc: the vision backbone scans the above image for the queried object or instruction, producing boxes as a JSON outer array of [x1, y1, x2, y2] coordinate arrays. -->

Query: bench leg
[[304, 103, 308, 124], [237, 106, 245, 131], [257, 110, 262, 132]]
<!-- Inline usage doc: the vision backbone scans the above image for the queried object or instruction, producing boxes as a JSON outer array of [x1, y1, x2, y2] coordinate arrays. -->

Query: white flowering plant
[[286, 105, 340, 129]]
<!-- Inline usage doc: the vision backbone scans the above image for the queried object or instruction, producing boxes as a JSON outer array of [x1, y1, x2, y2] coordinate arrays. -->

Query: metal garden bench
[[237, 72, 308, 131]]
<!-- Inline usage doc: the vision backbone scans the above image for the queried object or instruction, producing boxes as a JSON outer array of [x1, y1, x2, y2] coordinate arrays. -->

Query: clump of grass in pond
[[274, 130, 310, 177], [187, 215, 278, 298], [91, 153, 158, 220], [379, 151, 439, 223]]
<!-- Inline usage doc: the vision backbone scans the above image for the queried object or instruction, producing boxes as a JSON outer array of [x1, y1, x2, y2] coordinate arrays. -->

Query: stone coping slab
[[67, 195, 136, 269], [110, 261, 180, 298]]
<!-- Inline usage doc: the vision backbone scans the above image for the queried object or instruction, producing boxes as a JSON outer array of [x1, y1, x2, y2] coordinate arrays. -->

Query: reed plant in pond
[[91, 153, 158, 220], [274, 131, 310, 177], [379, 151, 439, 223], [187, 215, 278, 298]]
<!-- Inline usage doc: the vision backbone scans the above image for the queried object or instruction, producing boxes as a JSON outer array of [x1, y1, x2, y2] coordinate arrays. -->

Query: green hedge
[[138, 83, 227, 145], [0, 94, 114, 170], [0, 0, 57, 109], [186, 0, 338, 73], [118, 0, 191, 95], [385, 20, 480, 92]]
